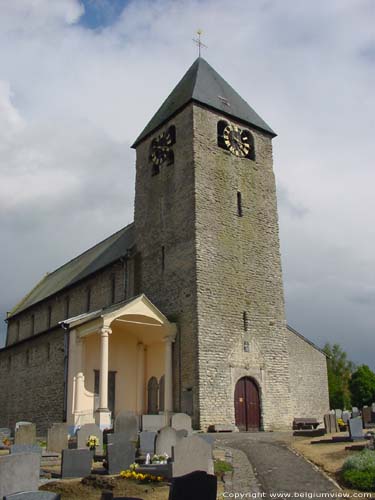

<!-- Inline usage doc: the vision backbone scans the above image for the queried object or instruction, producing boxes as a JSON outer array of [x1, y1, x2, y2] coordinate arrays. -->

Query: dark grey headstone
[[61, 448, 92, 478], [14, 424, 36, 445], [169, 470, 217, 500], [114, 412, 138, 440], [139, 431, 157, 454], [181, 390, 193, 416], [47, 423, 69, 453], [0, 453, 40, 499], [171, 413, 193, 435], [349, 417, 364, 441], [4, 492, 61, 499], [172, 435, 213, 477], [76, 423, 102, 451], [106, 432, 135, 474], [362, 406, 372, 425], [155, 426, 179, 457], [10, 444, 42, 455]]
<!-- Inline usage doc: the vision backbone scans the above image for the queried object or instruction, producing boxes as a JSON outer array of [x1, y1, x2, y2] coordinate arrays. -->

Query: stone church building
[[0, 58, 329, 434]]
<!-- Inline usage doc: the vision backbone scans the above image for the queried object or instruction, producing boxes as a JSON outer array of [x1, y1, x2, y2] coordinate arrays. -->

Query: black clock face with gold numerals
[[150, 126, 176, 166], [223, 123, 251, 158]]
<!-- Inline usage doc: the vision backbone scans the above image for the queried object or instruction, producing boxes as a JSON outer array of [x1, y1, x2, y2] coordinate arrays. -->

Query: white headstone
[[171, 413, 193, 435]]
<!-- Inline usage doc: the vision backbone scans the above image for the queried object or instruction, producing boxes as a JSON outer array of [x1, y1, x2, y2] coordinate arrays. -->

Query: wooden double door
[[234, 377, 260, 431]]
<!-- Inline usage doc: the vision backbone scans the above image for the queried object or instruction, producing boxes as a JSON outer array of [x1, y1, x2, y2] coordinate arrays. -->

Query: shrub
[[342, 450, 375, 491]]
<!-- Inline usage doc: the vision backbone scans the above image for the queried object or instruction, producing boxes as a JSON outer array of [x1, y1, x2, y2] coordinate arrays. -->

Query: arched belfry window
[[217, 120, 228, 149], [147, 376, 159, 414], [149, 125, 176, 176]]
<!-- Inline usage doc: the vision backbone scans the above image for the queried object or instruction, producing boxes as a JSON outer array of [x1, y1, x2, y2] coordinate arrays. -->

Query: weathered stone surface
[[142, 414, 167, 432], [114, 412, 138, 440], [106, 432, 135, 475], [47, 423, 69, 453], [155, 426, 179, 457], [76, 423, 102, 451], [171, 413, 192, 435], [61, 448, 92, 478], [14, 423, 36, 445], [139, 431, 157, 454], [10, 444, 42, 455], [172, 435, 213, 477], [0, 453, 40, 499], [349, 417, 363, 441], [4, 492, 61, 499], [342, 411, 350, 423]]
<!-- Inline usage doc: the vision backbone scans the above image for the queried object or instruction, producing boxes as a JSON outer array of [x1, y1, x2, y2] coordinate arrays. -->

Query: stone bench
[[293, 418, 321, 430]]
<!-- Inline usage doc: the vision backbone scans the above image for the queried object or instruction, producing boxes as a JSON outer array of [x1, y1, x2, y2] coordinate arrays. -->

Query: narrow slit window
[[237, 191, 243, 217], [243, 311, 248, 332]]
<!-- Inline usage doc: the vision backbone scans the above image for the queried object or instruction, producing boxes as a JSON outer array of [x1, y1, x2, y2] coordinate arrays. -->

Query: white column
[[95, 326, 112, 429], [74, 336, 84, 414], [163, 335, 175, 413], [136, 343, 145, 414]]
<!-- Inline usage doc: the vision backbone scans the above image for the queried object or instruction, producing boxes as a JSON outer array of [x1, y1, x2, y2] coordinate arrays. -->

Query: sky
[[0, 0, 374, 369]]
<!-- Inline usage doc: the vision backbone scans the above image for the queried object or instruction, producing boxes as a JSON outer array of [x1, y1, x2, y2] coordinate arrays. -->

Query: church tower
[[132, 58, 292, 430]]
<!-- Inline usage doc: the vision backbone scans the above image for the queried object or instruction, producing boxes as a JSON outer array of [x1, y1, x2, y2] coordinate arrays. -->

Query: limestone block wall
[[134, 105, 200, 424], [0, 327, 65, 435], [192, 105, 292, 431], [287, 327, 330, 421]]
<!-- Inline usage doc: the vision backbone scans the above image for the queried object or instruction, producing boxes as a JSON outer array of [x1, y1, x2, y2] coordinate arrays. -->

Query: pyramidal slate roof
[[132, 57, 275, 147], [8, 223, 135, 318]]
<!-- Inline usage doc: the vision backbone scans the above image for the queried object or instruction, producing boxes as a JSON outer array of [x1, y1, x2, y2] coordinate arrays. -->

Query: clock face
[[150, 126, 176, 166], [223, 124, 251, 158]]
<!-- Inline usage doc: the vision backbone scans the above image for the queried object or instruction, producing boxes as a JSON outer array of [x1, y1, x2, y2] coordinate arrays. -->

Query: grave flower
[[86, 435, 99, 450]]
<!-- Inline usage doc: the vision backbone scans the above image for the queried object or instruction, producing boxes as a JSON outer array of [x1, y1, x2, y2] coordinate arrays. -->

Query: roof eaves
[[287, 324, 328, 357]]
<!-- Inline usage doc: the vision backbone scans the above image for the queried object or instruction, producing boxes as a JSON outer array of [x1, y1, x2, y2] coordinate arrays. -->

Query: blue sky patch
[[79, 0, 130, 29]]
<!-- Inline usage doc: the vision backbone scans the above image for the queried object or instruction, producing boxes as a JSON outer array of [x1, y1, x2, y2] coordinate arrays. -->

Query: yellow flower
[[157, 476, 163, 481]]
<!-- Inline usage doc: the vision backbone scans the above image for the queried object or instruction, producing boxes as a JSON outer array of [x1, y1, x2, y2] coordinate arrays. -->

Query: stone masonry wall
[[193, 104, 293, 430], [134, 106, 200, 425], [1, 259, 128, 432], [287, 328, 330, 420], [0, 327, 65, 435]]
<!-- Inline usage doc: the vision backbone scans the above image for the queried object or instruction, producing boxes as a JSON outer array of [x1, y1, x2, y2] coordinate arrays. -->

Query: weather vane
[[193, 29, 207, 57]]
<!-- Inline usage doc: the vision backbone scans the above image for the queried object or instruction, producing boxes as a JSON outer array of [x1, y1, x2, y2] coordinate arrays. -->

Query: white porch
[[61, 294, 177, 429]]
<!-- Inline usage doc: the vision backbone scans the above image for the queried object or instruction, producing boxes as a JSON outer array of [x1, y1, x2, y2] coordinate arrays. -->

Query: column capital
[[163, 334, 176, 344], [99, 326, 112, 337]]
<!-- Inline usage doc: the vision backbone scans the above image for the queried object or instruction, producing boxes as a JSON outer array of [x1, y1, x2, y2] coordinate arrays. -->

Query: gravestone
[[14, 423, 36, 445], [329, 413, 338, 433], [371, 404, 375, 423], [323, 414, 331, 433], [15, 421, 32, 431], [0, 427, 11, 440], [171, 413, 193, 435], [142, 414, 167, 432], [335, 409, 343, 420], [10, 444, 42, 455], [4, 493, 61, 499], [362, 407, 372, 427], [349, 417, 364, 441], [342, 411, 350, 424], [139, 431, 157, 455], [155, 426, 179, 457], [114, 412, 138, 441], [76, 423, 103, 452], [176, 429, 188, 439], [169, 470, 217, 500], [0, 453, 40, 499], [47, 423, 69, 453], [197, 434, 215, 446], [352, 407, 360, 418], [106, 432, 135, 474], [172, 435, 213, 477], [61, 448, 92, 478]]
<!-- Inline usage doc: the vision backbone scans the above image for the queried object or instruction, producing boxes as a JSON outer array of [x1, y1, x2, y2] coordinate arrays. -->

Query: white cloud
[[0, 0, 374, 367]]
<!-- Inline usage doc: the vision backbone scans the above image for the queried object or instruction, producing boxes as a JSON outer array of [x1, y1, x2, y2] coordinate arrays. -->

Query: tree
[[350, 365, 375, 408], [323, 343, 354, 409]]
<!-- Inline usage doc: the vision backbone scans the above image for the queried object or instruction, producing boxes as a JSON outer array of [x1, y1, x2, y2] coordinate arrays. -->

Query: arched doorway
[[234, 377, 260, 431]]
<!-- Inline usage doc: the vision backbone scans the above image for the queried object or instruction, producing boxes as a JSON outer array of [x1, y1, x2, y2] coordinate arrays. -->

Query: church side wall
[[287, 329, 330, 421], [0, 328, 65, 435], [193, 105, 292, 431]]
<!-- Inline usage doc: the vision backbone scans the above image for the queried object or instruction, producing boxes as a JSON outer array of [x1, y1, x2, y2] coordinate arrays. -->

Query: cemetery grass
[[291, 432, 375, 496], [40, 475, 225, 499]]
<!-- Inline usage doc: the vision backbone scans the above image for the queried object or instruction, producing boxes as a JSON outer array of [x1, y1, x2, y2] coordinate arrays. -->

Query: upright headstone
[[335, 409, 343, 420], [4, 493, 61, 500], [10, 444, 42, 455], [324, 414, 331, 433], [155, 426, 179, 457], [142, 414, 167, 432], [342, 411, 351, 423], [329, 413, 338, 433], [352, 407, 360, 418], [76, 423, 102, 452], [0, 453, 40, 499], [362, 407, 372, 428], [172, 435, 213, 478], [171, 413, 193, 436], [169, 470, 217, 500], [114, 412, 138, 441], [371, 404, 375, 423], [106, 432, 135, 474], [349, 417, 364, 441], [14, 423, 36, 445], [139, 431, 157, 455], [47, 423, 69, 453], [61, 448, 92, 478]]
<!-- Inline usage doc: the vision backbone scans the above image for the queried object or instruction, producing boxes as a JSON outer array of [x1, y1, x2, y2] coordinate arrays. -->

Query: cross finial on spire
[[193, 29, 207, 57]]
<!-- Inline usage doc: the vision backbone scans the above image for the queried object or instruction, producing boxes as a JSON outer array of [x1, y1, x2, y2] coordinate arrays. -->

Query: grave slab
[[4, 492, 61, 499], [0, 453, 40, 499], [76, 423, 103, 452], [155, 426, 179, 457], [349, 417, 364, 441], [10, 444, 42, 455], [142, 414, 167, 432], [14, 424, 36, 445], [47, 423, 69, 453], [61, 448, 92, 478], [139, 431, 157, 455], [172, 435, 212, 477], [171, 413, 192, 435], [106, 432, 135, 474], [114, 413, 138, 441]]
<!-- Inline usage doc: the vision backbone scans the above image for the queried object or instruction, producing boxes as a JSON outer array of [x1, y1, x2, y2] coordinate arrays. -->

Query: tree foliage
[[323, 342, 354, 409], [350, 365, 375, 408]]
